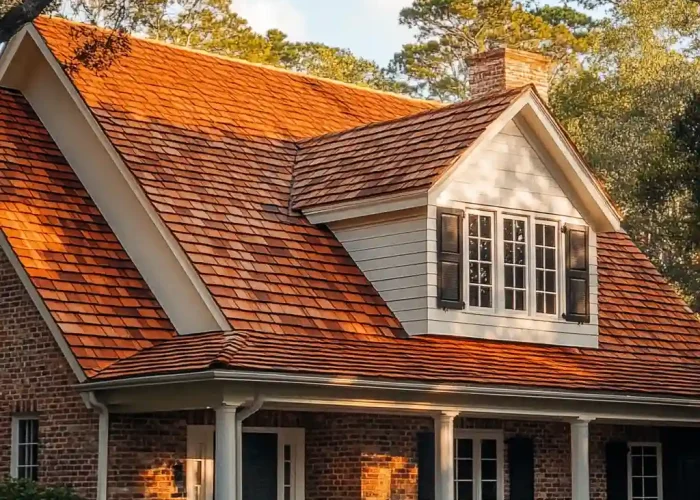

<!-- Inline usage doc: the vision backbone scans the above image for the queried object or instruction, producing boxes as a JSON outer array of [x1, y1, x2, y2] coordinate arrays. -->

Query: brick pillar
[[467, 48, 552, 102]]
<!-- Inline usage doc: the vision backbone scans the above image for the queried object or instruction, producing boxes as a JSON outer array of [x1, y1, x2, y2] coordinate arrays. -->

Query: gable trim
[[0, 27, 230, 333], [0, 230, 86, 382], [429, 90, 621, 232]]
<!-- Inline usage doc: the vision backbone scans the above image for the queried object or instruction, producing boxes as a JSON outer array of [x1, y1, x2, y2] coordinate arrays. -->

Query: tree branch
[[0, 0, 54, 44]]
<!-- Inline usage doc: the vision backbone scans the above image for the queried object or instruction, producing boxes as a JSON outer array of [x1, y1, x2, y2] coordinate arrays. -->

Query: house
[[0, 14, 700, 500]]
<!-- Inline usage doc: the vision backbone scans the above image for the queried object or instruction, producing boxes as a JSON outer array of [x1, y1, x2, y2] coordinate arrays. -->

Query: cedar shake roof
[[0, 88, 175, 377], [93, 232, 700, 398], [293, 87, 525, 209], [6, 18, 698, 396]]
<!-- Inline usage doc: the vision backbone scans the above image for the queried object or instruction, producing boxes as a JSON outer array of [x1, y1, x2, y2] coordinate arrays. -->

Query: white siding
[[331, 212, 430, 335], [437, 120, 584, 218], [430, 119, 598, 347]]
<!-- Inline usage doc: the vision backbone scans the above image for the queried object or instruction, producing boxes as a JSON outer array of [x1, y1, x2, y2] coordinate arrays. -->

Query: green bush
[[0, 479, 83, 500]]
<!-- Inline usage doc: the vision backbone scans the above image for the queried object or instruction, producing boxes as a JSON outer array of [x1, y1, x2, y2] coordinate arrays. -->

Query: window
[[12, 417, 39, 481], [535, 222, 558, 315], [467, 213, 493, 308], [628, 443, 662, 500], [454, 430, 504, 500], [503, 217, 527, 311]]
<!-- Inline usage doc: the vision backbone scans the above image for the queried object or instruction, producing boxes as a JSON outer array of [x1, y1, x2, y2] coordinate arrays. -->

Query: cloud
[[234, 0, 308, 41]]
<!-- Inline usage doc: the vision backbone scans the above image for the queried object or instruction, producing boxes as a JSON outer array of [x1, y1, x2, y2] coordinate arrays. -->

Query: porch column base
[[215, 405, 238, 500], [435, 411, 459, 500], [571, 418, 593, 500]]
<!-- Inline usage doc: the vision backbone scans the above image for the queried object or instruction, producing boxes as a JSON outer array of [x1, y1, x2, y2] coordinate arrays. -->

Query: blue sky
[[234, 0, 595, 66]]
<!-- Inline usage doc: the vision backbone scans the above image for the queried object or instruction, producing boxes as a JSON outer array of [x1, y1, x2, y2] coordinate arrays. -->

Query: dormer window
[[437, 206, 589, 324]]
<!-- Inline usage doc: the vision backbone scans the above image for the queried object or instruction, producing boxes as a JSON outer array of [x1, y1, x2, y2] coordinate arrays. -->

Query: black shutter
[[508, 436, 534, 500], [417, 432, 435, 500], [242, 432, 278, 500], [437, 207, 464, 310], [564, 224, 590, 323], [606, 441, 628, 500]]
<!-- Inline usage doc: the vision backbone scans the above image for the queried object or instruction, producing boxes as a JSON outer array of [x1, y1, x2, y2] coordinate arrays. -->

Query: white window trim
[[454, 429, 505, 500], [11, 415, 39, 480], [460, 204, 576, 323], [186, 425, 305, 500], [627, 442, 663, 500], [532, 218, 561, 319], [500, 213, 529, 316], [465, 209, 497, 313]]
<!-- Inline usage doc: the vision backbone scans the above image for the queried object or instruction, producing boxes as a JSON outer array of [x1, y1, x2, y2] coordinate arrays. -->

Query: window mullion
[[496, 211, 504, 314], [474, 437, 482, 500]]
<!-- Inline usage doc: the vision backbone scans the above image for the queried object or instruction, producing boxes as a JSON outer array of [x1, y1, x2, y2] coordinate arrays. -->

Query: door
[[242, 432, 278, 500]]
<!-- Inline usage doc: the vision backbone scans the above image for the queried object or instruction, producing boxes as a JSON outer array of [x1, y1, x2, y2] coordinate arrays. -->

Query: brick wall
[[0, 249, 99, 497], [0, 251, 668, 500]]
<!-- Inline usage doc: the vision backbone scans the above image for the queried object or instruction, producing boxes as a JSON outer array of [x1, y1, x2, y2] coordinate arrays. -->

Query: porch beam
[[435, 411, 459, 500], [570, 418, 593, 500], [215, 405, 238, 500]]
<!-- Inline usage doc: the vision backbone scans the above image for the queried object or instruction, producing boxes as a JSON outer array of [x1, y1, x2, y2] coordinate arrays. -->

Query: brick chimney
[[467, 48, 552, 102]]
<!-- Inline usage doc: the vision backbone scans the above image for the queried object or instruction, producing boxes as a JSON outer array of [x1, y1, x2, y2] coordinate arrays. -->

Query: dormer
[[293, 48, 620, 349]]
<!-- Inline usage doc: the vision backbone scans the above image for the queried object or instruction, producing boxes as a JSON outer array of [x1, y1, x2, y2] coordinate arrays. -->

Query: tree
[[387, 0, 596, 100], [551, 0, 700, 310]]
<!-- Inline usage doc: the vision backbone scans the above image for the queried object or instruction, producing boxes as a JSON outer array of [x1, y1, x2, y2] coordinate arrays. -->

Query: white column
[[435, 411, 459, 500], [215, 405, 238, 500], [571, 418, 593, 500]]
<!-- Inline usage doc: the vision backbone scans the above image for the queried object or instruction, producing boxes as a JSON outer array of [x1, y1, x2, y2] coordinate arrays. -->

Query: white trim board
[[0, 27, 230, 335]]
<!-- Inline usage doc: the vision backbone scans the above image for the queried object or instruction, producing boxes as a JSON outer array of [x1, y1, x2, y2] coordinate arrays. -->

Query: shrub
[[0, 479, 83, 500]]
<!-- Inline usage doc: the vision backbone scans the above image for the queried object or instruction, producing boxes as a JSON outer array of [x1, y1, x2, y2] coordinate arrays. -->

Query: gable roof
[[293, 87, 525, 210], [0, 17, 698, 397], [0, 87, 175, 378]]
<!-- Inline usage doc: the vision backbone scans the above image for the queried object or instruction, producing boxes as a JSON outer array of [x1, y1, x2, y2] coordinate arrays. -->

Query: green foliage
[[387, 0, 596, 100], [551, 0, 700, 310], [0, 479, 83, 500]]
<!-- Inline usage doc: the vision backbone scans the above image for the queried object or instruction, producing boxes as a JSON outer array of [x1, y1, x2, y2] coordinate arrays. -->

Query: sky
[[234, 0, 594, 66], [234, 0, 414, 65]]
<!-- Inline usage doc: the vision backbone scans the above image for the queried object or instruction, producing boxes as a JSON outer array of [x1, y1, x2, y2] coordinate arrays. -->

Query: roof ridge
[[296, 85, 532, 148], [35, 15, 440, 109]]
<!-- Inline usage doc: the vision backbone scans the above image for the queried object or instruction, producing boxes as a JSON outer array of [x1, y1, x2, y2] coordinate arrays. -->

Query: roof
[[33, 16, 429, 341], [2, 17, 697, 397], [94, 231, 700, 398], [293, 87, 525, 209], [0, 87, 175, 377]]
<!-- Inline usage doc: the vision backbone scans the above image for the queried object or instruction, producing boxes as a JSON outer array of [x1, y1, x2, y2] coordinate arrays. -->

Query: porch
[[86, 374, 700, 500]]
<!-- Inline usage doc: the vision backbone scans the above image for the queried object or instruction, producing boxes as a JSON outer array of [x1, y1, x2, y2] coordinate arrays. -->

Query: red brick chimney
[[467, 48, 552, 102]]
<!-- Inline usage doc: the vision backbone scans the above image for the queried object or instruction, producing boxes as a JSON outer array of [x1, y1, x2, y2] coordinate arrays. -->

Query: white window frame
[[500, 213, 529, 315], [459, 205, 574, 322], [11, 415, 39, 480], [454, 429, 505, 500], [465, 209, 497, 313], [627, 442, 663, 500], [532, 219, 560, 318], [186, 425, 305, 500]]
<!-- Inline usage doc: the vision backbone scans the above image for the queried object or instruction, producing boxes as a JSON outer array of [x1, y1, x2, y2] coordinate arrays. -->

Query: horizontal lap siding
[[332, 213, 430, 334], [429, 119, 599, 347]]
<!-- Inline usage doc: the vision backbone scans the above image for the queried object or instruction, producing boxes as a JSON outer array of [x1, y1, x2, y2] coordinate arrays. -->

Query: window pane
[[515, 220, 525, 242], [504, 243, 513, 264], [469, 239, 478, 260], [480, 241, 491, 261], [469, 215, 478, 236], [456, 483, 473, 500], [481, 440, 497, 459], [544, 225, 555, 247], [457, 460, 474, 480], [536, 293, 544, 314], [504, 219, 513, 241], [545, 294, 556, 315], [515, 267, 525, 289], [480, 287, 492, 308], [505, 290, 513, 310], [514, 244, 525, 265], [481, 460, 497, 481], [480, 216, 491, 238], [536, 247, 543, 268], [469, 286, 479, 307], [505, 268, 514, 288], [480, 264, 491, 285], [457, 439, 473, 459], [536, 224, 543, 246], [515, 291, 525, 311], [482, 481, 497, 500]]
